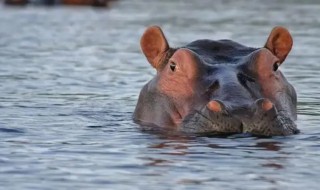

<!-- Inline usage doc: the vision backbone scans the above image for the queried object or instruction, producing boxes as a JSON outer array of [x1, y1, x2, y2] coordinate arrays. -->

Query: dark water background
[[0, 0, 320, 189]]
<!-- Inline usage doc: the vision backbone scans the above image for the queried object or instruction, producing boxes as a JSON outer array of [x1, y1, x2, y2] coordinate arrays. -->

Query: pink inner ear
[[265, 26, 293, 63], [140, 26, 169, 69], [170, 49, 201, 79]]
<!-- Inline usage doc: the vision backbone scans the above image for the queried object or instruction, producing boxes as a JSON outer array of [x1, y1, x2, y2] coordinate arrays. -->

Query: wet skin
[[134, 26, 299, 136]]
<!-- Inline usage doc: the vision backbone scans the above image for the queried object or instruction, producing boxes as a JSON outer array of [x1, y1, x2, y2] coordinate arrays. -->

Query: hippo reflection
[[134, 26, 299, 136]]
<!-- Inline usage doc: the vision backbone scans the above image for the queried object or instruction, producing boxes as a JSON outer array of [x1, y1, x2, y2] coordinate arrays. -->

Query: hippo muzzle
[[134, 26, 299, 137], [182, 98, 298, 136]]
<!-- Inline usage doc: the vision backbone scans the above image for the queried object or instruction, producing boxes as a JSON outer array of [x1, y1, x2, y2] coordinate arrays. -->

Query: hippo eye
[[169, 61, 176, 72], [273, 62, 280, 71]]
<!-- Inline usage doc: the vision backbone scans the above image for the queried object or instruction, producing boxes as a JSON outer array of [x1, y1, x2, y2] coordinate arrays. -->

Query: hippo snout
[[181, 98, 298, 136], [207, 98, 274, 118]]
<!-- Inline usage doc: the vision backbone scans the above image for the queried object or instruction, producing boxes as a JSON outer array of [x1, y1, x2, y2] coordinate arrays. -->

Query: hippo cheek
[[157, 48, 207, 120], [252, 50, 296, 117], [240, 49, 283, 103], [253, 50, 281, 97]]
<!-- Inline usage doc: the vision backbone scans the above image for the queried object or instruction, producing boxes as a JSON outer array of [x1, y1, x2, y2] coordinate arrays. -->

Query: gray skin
[[134, 26, 299, 137]]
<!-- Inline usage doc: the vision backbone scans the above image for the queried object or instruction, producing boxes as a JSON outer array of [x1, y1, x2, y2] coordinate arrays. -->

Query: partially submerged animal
[[134, 26, 299, 136]]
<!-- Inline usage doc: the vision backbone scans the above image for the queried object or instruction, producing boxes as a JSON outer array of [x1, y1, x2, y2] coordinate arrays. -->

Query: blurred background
[[0, 0, 320, 190]]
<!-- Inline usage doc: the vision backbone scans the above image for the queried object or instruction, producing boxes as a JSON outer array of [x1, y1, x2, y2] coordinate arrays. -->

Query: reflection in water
[[207, 140, 282, 151], [149, 142, 189, 150], [261, 163, 284, 169], [147, 136, 192, 156], [141, 135, 289, 186], [139, 157, 172, 166], [253, 141, 282, 151]]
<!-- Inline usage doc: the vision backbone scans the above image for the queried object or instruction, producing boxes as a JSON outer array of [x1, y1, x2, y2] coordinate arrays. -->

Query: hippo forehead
[[182, 39, 258, 65]]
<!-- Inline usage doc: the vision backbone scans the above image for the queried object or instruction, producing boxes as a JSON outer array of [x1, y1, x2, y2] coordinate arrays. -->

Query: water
[[0, 0, 320, 189]]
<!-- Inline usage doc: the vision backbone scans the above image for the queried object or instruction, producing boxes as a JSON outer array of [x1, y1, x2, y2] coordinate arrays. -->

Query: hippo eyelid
[[273, 61, 280, 71], [169, 61, 176, 72]]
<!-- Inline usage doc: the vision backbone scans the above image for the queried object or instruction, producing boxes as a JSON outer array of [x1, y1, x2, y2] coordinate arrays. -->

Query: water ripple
[[0, 1, 320, 190]]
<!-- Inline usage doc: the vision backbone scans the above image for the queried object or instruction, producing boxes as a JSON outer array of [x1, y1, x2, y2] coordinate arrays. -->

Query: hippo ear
[[264, 26, 293, 63], [140, 26, 169, 69]]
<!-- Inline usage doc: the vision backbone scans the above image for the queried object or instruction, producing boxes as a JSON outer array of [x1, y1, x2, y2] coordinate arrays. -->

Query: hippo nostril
[[207, 81, 220, 93], [262, 100, 274, 111], [207, 101, 221, 112], [207, 100, 225, 113], [255, 98, 274, 112]]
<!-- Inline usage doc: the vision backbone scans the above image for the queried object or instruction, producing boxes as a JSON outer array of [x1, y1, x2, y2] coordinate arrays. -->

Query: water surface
[[0, 0, 320, 189]]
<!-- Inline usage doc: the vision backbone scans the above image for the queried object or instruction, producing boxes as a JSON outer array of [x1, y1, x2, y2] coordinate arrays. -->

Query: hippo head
[[134, 26, 299, 136]]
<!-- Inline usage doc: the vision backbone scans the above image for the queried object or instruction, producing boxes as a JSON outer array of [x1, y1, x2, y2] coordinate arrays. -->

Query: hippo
[[134, 26, 299, 136]]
